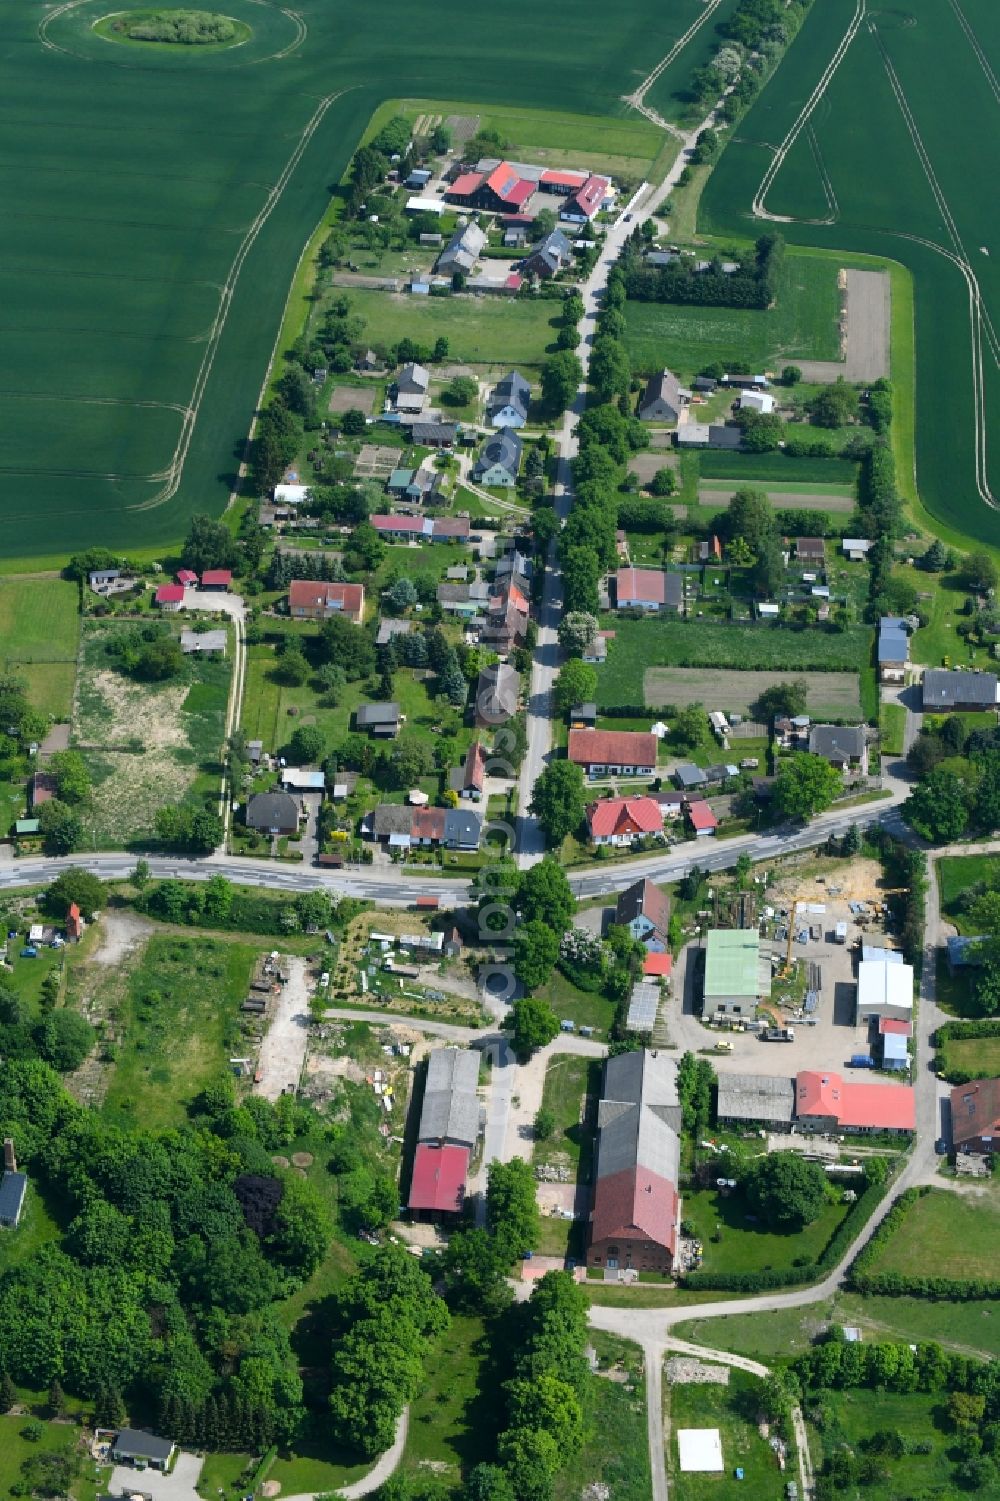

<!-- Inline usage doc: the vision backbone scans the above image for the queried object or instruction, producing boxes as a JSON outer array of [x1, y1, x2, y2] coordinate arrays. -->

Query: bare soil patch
[[642, 666, 862, 717], [328, 385, 376, 415], [697, 487, 854, 512], [798, 267, 890, 383]]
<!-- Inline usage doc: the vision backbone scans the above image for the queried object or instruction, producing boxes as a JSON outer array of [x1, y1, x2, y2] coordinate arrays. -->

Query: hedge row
[[683, 1175, 889, 1293]]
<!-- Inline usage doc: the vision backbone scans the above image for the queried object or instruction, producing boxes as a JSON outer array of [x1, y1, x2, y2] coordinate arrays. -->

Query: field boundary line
[[130, 86, 358, 513], [752, 0, 866, 223], [622, 0, 726, 134]]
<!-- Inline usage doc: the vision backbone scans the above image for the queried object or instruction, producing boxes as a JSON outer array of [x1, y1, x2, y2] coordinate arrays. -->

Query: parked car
[[19, 946, 37, 958]]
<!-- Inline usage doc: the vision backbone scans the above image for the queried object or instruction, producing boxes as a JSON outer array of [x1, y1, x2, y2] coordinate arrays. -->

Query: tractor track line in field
[[752, 0, 866, 222], [623, 0, 726, 133], [947, 0, 1000, 105], [131, 86, 357, 512], [871, 22, 996, 509]]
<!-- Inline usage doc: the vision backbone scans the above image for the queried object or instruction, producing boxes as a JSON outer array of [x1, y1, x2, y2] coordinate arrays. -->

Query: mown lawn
[[0, 1415, 101, 1501], [867, 1188, 1000, 1281], [682, 1184, 849, 1278], [668, 1369, 781, 1501], [536, 968, 617, 1039], [698, 451, 858, 485], [533, 1053, 600, 1177], [904, 566, 994, 669], [879, 701, 906, 755], [0, 576, 80, 717], [102, 935, 257, 1130], [937, 854, 1000, 926], [624, 251, 840, 377]]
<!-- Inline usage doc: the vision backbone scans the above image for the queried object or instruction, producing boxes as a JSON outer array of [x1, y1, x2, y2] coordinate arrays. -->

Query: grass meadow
[[594, 617, 872, 708], [554, 1333, 651, 1501], [0, 577, 80, 717], [331, 288, 561, 369], [937, 854, 1000, 928], [624, 250, 840, 376], [73, 621, 230, 846], [699, 0, 1000, 549], [865, 1188, 1000, 1282], [667, 1370, 781, 1501]]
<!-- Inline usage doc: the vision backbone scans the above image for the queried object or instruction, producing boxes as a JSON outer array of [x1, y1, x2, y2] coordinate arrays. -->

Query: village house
[[487, 370, 530, 428], [475, 662, 520, 726], [638, 369, 686, 423], [473, 430, 522, 487], [560, 174, 610, 224], [457, 740, 485, 801], [288, 580, 365, 625], [245, 791, 298, 838], [674, 422, 743, 452], [523, 228, 573, 279], [614, 566, 683, 612], [794, 1070, 915, 1134], [386, 466, 439, 503], [568, 729, 657, 777], [587, 1050, 681, 1276], [738, 389, 775, 415], [436, 221, 488, 276], [616, 878, 670, 950], [110, 1432, 177, 1472], [586, 796, 663, 848], [950, 1078, 1000, 1156], [355, 702, 401, 738], [807, 723, 867, 773], [154, 583, 185, 611], [410, 420, 459, 448], [483, 581, 529, 651]]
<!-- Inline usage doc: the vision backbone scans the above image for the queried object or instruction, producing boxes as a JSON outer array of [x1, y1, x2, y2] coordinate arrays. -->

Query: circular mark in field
[[41, 0, 305, 66], [93, 8, 252, 51]]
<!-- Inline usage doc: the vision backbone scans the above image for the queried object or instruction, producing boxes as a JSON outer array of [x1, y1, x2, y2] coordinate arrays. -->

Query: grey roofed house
[[180, 629, 227, 655], [437, 582, 472, 606], [418, 1048, 481, 1147], [396, 361, 430, 394], [716, 1073, 795, 1126], [487, 370, 530, 426], [674, 762, 707, 790], [111, 1430, 176, 1468], [808, 724, 865, 764], [523, 227, 572, 278], [595, 1050, 681, 1185], [355, 701, 401, 736], [472, 429, 522, 483], [376, 618, 412, 646], [475, 662, 519, 726], [0, 1170, 27, 1229], [367, 804, 414, 839], [692, 375, 717, 393], [437, 221, 488, 275], [638, 369, 684, 423], [444, 807, 483, 850], [495, 549, 530, 581], [645, 250, 678, 267], [922, 668, 1000, 710], [246, 791, 298, 836], [708, 423, 744, 449]]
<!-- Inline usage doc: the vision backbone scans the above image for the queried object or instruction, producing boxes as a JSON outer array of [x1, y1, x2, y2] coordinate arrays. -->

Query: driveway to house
[[179, 587, 247, 831], [253, 956, 311, 1100], [110, 1455, 203, 1501]]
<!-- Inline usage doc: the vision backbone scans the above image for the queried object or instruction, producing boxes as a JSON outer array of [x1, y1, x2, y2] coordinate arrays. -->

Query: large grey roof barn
[[418, 1048, 481, 1147]]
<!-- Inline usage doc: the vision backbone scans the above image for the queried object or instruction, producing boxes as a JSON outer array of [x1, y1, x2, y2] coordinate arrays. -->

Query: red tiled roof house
[[568, 729, 657, 777], [288, 580, 365, 625]]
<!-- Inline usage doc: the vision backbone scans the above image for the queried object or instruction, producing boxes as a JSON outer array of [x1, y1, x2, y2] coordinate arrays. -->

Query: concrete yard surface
[[110, 1455, 204, 1501], [253, 956, 311, 1100]]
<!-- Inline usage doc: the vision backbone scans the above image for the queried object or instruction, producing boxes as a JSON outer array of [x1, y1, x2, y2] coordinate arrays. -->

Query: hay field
[[0, 577, 80, 717], [643, 666, 862, 717], [700, 0, 1000, 545], [1, 0, 679, 562]]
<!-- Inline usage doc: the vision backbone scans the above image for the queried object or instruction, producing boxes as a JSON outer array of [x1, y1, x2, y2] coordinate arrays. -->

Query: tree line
[[620, 231, 784, 310]]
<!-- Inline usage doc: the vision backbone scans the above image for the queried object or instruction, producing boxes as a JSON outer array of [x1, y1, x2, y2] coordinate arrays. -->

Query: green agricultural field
[[866, 1188, 1000, 1282], [641, 0, 746, 125], [329, 288, 560, 369], [697, 451, 858, 485], [102, 934, 257, 1130], [624, 250, 840, 376], [699, 0, 1000, 547], [594, 617, 871, 708], [0, 0, 689, 564], [0, 577, 80, 717]]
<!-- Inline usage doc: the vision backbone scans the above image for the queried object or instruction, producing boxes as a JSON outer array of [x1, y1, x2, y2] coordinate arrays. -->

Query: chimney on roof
[[3, 1137, 15, 1173]]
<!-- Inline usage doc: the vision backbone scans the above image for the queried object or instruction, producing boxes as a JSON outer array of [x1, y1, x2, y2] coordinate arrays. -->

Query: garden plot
[[72, 623, 230, 846], [643, 667, 863, 718], [329, 385, 376, 414]]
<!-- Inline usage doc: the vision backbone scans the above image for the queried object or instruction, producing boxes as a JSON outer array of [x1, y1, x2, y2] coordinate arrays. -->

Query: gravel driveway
[[253, 956, 310, 1100]]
